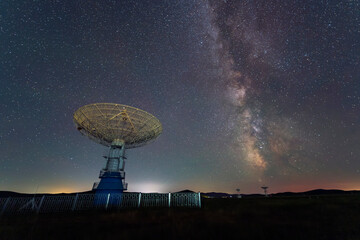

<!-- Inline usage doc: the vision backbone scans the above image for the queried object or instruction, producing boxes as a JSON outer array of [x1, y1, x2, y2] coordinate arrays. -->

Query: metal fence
[[0, 192, 201, 215]]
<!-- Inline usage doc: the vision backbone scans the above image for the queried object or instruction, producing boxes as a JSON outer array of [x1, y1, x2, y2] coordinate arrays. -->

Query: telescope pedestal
[[94, 139, 127, 194], [95, 172, 125, 194]]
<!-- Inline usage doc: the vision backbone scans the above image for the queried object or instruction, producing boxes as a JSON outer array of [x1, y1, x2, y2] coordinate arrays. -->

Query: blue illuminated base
[[95, 172, 124, 206]]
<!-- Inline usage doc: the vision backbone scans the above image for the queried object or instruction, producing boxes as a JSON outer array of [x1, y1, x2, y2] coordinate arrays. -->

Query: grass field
[[1, 194, 360, 240]]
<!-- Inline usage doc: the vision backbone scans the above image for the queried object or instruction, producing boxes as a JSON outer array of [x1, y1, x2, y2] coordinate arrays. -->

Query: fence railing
[[0, 192, 201, 215]]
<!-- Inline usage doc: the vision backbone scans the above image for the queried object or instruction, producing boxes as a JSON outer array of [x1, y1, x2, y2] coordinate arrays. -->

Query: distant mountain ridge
[[0, 190, 93, 198], [0, 189, 359, 198], [202, 189, 360, 198]]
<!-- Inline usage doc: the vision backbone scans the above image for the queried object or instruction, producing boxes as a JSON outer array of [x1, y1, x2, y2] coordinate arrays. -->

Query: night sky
[[1, 0, 359, 194]]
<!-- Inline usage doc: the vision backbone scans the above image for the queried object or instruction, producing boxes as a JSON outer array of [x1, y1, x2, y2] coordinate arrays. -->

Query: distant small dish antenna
[[261, 186, 269, 197], [236, 188, 242, 198]]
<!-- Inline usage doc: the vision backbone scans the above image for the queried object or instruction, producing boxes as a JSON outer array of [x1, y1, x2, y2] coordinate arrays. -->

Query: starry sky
[[1, 0, 359, 194]]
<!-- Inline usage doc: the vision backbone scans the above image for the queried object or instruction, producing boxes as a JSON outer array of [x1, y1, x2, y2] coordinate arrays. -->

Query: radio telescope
[[236, 188, 242, 198], [261, 186, 269, 197], [74, 103, 162, 194]]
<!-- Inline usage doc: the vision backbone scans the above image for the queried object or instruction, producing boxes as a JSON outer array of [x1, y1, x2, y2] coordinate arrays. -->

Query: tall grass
[[1, 194, 360, 240]]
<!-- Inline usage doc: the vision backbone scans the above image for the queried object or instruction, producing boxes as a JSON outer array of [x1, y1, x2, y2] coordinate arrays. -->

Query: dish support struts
[[93, 139, 127, 194]]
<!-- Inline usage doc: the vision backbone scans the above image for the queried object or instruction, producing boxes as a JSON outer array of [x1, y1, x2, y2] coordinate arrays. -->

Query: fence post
[[198, 192, 201, 208], [168, 193, 171, 208], [105, 193, 110, 210], [0, 197, 11, 216], [194, 193, 197, 207], [72, 193, 79, 211], [138, 192, 141, 208], [36, 195, 45, 214]]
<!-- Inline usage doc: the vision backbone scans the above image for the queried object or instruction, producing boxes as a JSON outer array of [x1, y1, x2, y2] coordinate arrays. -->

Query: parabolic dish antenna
[[73, 103, 162, 194], [74, 103, 162, 149]]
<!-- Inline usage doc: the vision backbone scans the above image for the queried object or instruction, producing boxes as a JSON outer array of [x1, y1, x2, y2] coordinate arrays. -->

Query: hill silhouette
[[1, 189, 359, 198]]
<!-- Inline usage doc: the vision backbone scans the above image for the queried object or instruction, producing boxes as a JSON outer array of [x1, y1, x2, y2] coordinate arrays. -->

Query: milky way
[[207, 0, 360, 188], [1, 0, 359, 193]]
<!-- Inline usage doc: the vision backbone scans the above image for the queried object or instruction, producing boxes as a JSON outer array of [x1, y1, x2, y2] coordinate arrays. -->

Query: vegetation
[[1, 194, 360, 240]]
